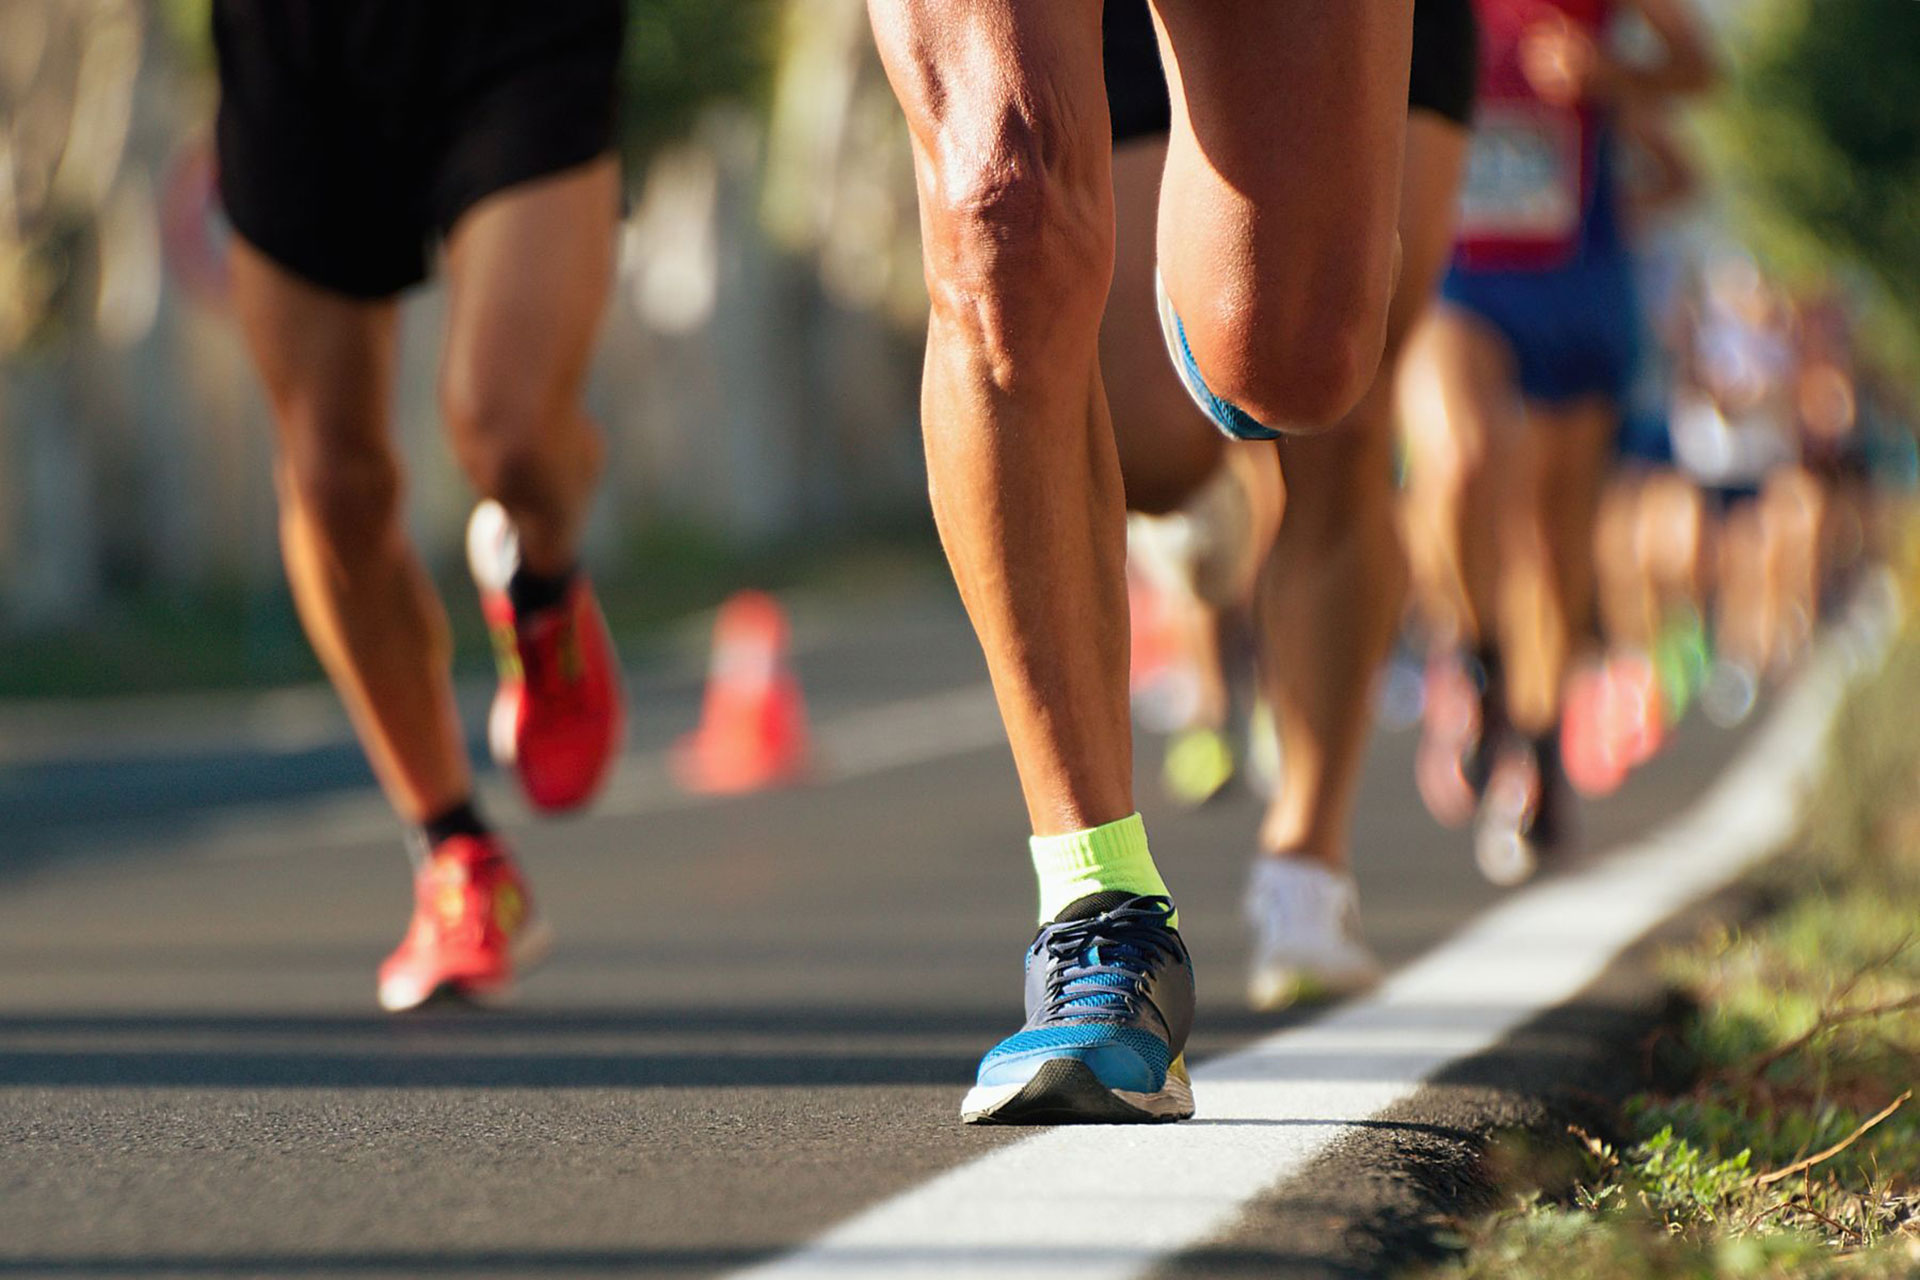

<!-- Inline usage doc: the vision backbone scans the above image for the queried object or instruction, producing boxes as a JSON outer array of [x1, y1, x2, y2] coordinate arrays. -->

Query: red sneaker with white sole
[[377, 833, 551, 1012], [468, 501, 625, 813]]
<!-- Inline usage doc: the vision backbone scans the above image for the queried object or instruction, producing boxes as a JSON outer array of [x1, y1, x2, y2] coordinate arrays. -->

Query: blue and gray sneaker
[[960, 892, 1195, 1124]]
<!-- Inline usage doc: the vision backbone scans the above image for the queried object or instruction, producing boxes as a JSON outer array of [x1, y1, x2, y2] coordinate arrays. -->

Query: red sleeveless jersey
[[1455, 0, 1615, 271]]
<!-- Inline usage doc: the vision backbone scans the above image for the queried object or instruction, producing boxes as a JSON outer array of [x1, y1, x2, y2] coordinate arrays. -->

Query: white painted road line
[[728, 593, 1897, 1280]]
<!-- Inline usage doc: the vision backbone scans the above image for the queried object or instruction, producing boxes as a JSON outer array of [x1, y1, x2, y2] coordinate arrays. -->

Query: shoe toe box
[[976, 1024, 1171, 1094]]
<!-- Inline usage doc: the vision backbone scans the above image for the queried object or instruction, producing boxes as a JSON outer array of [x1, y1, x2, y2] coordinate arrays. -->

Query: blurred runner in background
[[869, 0, 1414, 1124], [1101, 0, 1480, 1009], [1671, 253, 1803, 723], [214, 2, 628, 1011], [1581, 103, 1711, 794], [1399, 0, 1713, 884]]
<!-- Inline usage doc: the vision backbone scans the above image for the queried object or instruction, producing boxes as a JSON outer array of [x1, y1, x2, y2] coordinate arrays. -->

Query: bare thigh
[[229, 242, 401, 496], [440, 157, 621, 437]]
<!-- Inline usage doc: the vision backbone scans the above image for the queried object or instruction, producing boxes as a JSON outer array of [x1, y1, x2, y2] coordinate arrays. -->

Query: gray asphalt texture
[[0, 591, 1748, 1278]]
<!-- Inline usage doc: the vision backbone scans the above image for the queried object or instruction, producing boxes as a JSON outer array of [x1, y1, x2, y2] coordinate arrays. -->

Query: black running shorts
[[214, 0, 624, 299], [1105, 0, 1480, 147]]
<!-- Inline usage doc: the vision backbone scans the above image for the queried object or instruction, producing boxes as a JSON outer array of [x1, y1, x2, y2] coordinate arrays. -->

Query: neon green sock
[[1029, 813, 1175, 925]]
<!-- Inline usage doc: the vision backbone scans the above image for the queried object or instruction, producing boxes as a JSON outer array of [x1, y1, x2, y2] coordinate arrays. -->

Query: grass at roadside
[[1419, 616, 1920, 1279]]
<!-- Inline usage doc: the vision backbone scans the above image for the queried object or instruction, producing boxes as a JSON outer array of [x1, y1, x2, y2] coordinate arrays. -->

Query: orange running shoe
[[377, 833, 551, 1012], [468, 501, 626, 813]]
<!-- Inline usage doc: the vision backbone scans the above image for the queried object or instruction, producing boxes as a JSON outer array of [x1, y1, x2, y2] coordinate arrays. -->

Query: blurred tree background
[[1705, 0, 1920, 379]]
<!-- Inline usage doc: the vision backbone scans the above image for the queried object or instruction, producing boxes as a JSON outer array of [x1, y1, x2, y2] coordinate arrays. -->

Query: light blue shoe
[[961, 893, 1195, 1124]]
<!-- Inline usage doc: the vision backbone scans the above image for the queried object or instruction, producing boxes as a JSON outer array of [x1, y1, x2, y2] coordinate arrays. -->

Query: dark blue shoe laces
[[1036, 895, 1180, 1024]]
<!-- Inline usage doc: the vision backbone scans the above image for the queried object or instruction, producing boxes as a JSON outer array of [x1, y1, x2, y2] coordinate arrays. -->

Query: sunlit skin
[[868, 0, 1411, 836], [230, 158, 618, 822], [1596, 469, 1710, 652], [1104, 114, 1469, 870], [1592, 107, 1708, 661], [1256, 115, 1469, 866]]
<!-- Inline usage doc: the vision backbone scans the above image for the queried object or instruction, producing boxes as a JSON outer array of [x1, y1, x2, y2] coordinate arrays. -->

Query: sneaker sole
[[959, 1055, 1194, 1125], [377, 917, 556, 1014]]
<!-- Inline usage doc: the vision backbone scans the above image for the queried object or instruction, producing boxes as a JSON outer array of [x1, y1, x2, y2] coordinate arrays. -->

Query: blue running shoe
[[961, 892, 1195, 1124]]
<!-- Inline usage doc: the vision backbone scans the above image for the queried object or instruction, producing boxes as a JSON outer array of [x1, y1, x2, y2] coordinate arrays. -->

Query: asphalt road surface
[[0, 590, 1751, 1278]]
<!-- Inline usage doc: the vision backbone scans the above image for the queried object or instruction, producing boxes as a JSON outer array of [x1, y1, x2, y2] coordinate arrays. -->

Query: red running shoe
[[468, 501, 625, 812], [377, 833, 552, 1012], [1563, 654, 1668, 799]]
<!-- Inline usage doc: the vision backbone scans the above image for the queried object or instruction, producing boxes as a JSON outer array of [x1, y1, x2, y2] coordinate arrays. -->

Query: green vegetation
[[617, 0, 781, 165], [1420, 620, 1920, 1278], [1706, 0, 1920, 379]]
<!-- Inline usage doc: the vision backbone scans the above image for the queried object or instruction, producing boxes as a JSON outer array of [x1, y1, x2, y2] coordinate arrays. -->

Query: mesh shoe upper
[[976, 893, 1194, 1094], [378, 834, 534, 1009]]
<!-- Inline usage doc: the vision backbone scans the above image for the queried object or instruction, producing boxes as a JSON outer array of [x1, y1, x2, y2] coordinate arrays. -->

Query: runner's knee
[[440, 373, 575, 511], [1174, 269, 1392, 434], [921, 114, 1113, 387], [277, 434, 403, 557]]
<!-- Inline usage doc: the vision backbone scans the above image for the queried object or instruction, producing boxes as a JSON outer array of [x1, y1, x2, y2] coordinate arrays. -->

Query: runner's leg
[[231, 246, 469, 824], [440, 158, 619, 577], [870, 0, 1129, 837], [874, 0, 1202, 1126], [1105, 137, 1225, 516], [438, 155, 627, 815], [1401, 308, 1524, 652], [1257, 112, 1469, 868], [872, 0, 1408, 1123], [1499, 398, 1615, 736]]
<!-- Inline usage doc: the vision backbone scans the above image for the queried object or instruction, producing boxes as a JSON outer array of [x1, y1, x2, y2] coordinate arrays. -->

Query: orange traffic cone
[[673, 590, 811, 794]]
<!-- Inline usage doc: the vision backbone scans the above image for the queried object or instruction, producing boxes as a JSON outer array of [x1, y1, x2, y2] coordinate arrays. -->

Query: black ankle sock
[[507, 563, 576, 618], [420, 799, 490, 848]]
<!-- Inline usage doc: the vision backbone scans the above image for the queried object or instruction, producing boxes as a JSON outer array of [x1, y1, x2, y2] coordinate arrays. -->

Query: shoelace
[[1035, 896, 1180, 1024]]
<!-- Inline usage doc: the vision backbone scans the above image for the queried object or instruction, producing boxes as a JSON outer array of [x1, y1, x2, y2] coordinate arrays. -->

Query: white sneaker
[[1244, 858, 1383, 1011]]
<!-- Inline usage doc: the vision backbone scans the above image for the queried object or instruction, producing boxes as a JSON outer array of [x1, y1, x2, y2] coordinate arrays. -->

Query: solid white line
[[727, 590, 1897, 1280]]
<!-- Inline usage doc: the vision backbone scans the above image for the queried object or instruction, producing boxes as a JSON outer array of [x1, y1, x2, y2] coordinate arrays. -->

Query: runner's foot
[[377, 832, 551, 1012], [962, 892, 1195, 1125], [468, 501, 625, 812], [1244, 858, 1382, 1011], [1472, 733, 1571, 887]]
